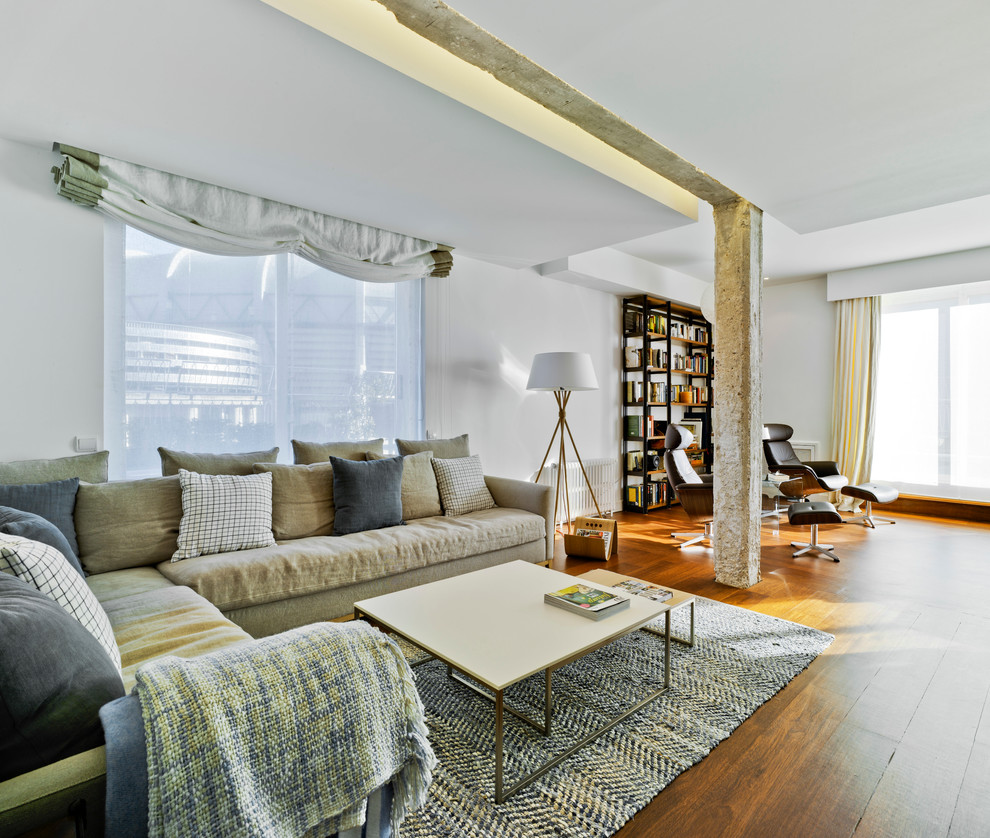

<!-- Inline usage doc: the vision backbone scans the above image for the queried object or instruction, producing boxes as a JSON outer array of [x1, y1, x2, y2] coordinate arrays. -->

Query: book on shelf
[[624, 309, 643, 334], [645, 313, 667, 336], [625, 480, 667, 507], [544, 584, 630, 620], [609, 579, 674, 603], [624, 346, 641, 368]]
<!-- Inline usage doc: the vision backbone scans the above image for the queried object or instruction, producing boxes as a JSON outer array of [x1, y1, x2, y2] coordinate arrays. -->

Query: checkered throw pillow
[[173, 470, 276, 561], [431, 455, 496, 517], [0, 533, 121, 672]]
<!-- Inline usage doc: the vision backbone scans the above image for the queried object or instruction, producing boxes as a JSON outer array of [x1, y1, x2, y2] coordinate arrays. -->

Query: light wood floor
[[551, 506, 990, 838]]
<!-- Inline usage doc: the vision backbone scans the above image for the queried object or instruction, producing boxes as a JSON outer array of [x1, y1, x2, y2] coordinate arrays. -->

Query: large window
[[873, 280, 990, 501], [106, 225, 423, 477]]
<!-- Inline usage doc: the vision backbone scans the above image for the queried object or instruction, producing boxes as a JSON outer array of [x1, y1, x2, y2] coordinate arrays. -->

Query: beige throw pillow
[[252, 462, 335, 540], [396, 434, 470, 459], [0, 451, 109, 485], [75, 476, 183, 573], [158, 447, 279, 477], [291, 439, 384, 465], [367, 450, 441, 520]]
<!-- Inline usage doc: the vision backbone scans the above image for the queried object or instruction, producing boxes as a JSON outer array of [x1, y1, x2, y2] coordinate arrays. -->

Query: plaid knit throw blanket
[[134, 621, 436, 838]]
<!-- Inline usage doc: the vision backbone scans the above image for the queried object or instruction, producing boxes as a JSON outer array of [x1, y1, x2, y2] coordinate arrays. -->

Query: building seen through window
[[110, 226, 423, 477]]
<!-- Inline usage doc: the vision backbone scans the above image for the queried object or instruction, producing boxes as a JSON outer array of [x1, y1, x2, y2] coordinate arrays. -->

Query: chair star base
[[787, 502, 843, 563], [671, 521, 713, 549]]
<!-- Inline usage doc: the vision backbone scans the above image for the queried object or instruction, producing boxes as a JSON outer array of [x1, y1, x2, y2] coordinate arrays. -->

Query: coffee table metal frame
[[354, 564, 696, 803]]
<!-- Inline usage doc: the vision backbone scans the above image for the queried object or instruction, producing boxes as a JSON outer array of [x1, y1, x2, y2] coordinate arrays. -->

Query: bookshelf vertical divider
[[621, 295, 714, 513]]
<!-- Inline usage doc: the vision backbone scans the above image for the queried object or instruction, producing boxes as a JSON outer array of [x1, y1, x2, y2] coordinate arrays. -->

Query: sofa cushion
[[0, 451, 109, 486], [396, 433, 470, 459], [432, 455, 496, 516], [76, 476, 183, 573], [252, 462, 335, 540], [367, 450, 441, 520], [0, 533, 121, 670], [87, 567, 177, 606], [0, 573, 125, 782], [173, 470, 276, 560], [330, 455, 404, 535], [0, 478, 80, 558], [291, 438, 384, 465], [157, 507, 546, 612], [0, 505, 84, 577], [158, 446, 280, 477], [101, 585, 253, 692]]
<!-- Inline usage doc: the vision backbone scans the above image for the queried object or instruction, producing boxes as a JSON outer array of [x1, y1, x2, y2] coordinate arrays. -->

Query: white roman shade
[[51, 143, 452, 282]]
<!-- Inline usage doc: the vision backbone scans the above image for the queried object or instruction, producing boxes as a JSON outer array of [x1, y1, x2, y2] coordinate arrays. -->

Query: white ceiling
[[2, 0, 990, 283]]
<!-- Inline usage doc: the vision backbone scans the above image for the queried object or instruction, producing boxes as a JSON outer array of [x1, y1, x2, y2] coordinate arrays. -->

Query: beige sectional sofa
[[0, 452, 552, 836]]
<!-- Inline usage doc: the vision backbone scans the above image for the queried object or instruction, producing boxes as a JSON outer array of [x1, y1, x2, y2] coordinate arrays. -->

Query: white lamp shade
[[527, 352, 598, 391]]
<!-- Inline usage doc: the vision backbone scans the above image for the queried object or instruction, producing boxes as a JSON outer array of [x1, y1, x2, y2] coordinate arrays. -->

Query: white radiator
[[537, 457, 618, 523]]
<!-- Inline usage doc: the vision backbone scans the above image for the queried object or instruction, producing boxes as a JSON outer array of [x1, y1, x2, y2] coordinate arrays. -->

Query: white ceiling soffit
[[616, 193, 990, 284], [448, 0, 990, 234], [0, 0, 694, 269]]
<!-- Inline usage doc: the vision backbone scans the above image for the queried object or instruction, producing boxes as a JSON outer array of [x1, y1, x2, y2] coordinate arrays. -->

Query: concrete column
[[712, 198, 763, 588]]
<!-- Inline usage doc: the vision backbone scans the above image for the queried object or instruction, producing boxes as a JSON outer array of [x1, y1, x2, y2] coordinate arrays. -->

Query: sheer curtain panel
[[51, 143, 452, 282], [831, 296, 880, 509]]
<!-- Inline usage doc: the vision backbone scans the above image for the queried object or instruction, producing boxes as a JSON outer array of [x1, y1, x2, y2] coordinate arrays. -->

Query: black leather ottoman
[[841, 482, 898, 528], [787, 501, 843, 562]]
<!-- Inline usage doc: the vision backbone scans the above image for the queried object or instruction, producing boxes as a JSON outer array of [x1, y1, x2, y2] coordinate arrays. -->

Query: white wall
[[4, 134, 819, 485], [0, 139, 105, 462], [761, 277, 836, 456], [0, 138, 623, 482], [426, 256, 620, 484]]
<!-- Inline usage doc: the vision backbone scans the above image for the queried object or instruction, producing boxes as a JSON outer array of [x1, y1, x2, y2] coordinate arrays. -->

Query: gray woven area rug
[[397, 597, 833, 838]]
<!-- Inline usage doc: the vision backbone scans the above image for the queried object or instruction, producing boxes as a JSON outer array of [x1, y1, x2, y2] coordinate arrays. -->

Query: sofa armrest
[[485, 476, 554, 562], [0, 747, 107, 837]]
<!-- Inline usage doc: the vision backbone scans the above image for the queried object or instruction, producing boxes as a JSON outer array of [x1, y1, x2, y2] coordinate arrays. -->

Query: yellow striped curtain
[[831, 296, 880, 509]]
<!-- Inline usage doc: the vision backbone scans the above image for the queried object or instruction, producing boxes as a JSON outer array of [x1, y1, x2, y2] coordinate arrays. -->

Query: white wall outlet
[[74, 436, 98, 453]]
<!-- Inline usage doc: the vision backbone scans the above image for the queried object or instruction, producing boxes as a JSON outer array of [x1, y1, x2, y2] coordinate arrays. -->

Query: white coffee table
[[354, 560, 695, 802]]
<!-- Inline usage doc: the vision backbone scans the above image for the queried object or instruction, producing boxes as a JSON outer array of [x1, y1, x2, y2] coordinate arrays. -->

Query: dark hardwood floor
[[550, 506, 990, 838]]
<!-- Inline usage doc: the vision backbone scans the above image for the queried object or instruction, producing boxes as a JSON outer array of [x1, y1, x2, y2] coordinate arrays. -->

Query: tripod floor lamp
[[527, 351, 602, 531]]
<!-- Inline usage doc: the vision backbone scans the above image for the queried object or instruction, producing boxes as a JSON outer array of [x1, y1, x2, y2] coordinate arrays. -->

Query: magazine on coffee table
[[545, 584, 630, 620], [609, 578, 674, 602]]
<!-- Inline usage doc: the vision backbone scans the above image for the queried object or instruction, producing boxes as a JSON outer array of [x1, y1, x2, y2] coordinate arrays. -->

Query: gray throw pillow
[[0, 478, 80, 557], [0, 506, 84, 577], [291, 438, 385, 465], [396, 434, 470, 459], [329, 456, 404, 535], [0, 451, 109, 486], [0, 573, 125, 782]]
